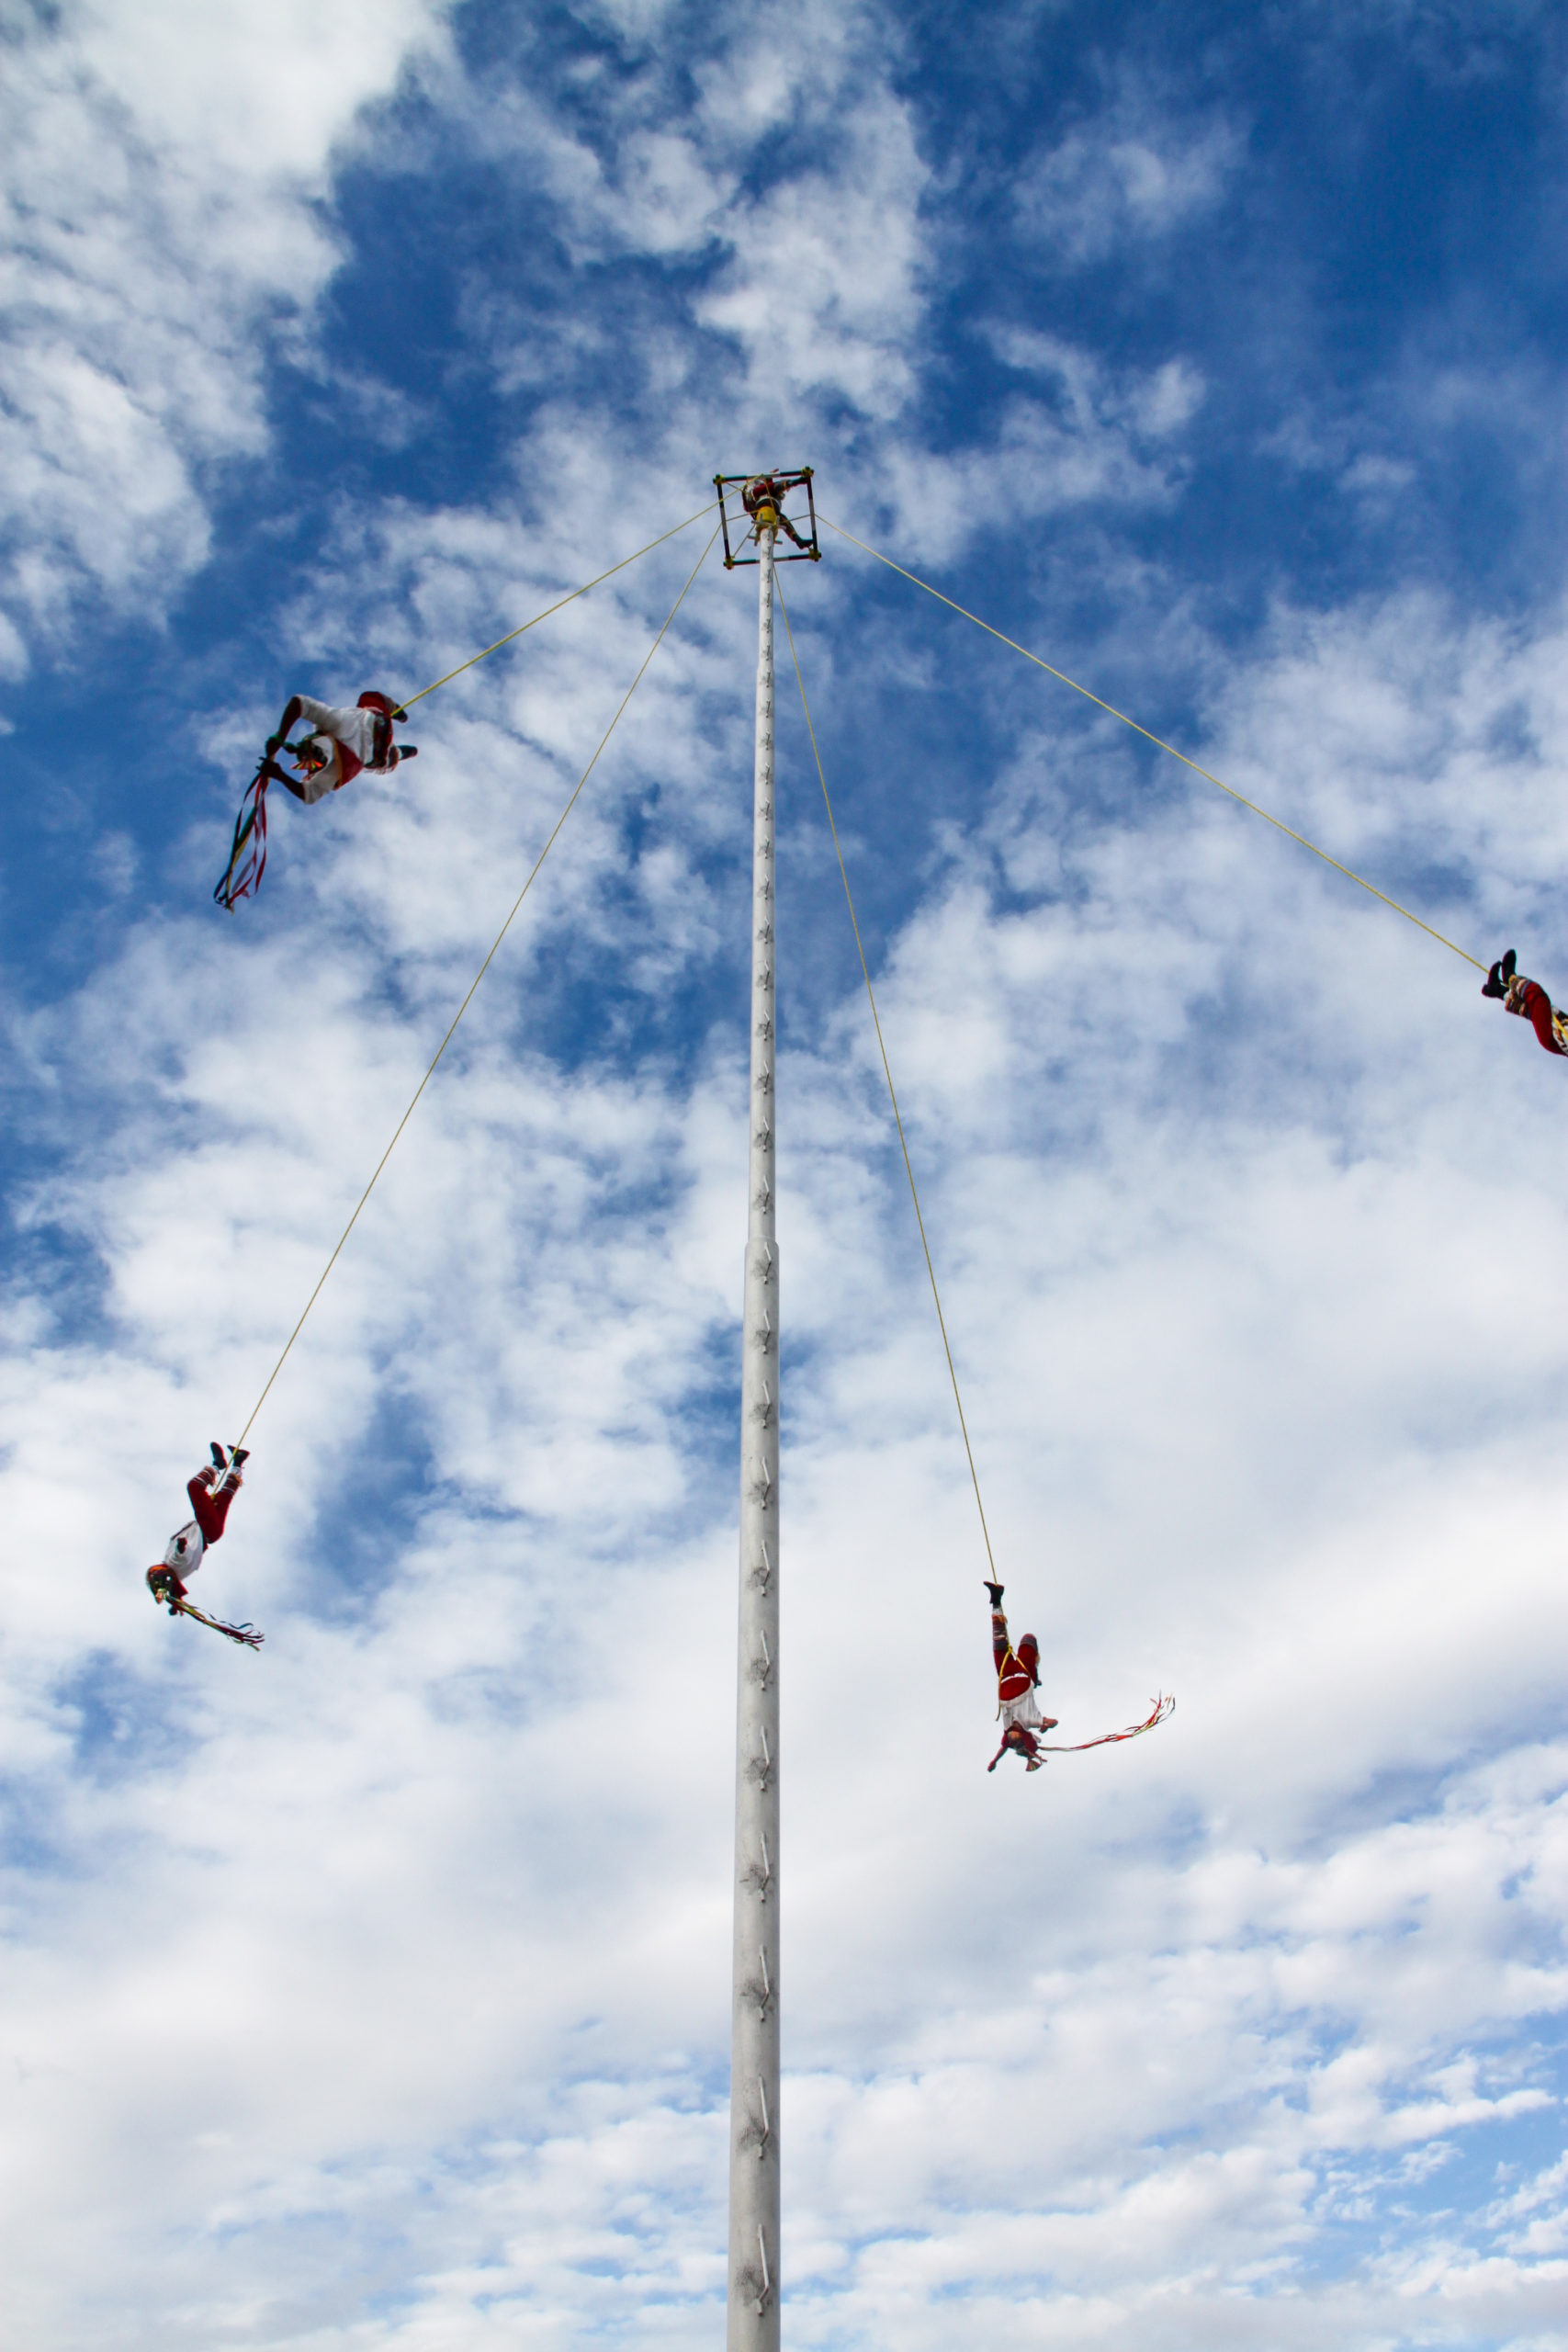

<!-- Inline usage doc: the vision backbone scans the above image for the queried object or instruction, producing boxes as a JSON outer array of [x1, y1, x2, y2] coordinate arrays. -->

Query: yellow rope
[[775, 576, 999, 1581], [819, 514, 1485, 974], [396, 501, 716, 710], [236, 526, 721, 1444]]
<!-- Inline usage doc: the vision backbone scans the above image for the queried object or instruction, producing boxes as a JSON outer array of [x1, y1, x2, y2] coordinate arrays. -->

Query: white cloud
[[446, 3, 928, 430], [396, 9, 1190, 578], [0, 0, 449, 662], [1016, 81, 1244, 268], [694, 91, 927, 422], [850, 334, 1202, 563]]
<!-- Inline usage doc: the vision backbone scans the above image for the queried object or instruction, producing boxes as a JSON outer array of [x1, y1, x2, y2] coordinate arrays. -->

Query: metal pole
[[728, 520, 781, 2348]]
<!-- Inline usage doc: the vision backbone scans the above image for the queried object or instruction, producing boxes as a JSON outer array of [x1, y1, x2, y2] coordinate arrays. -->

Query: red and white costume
[[158, 1466, 241, 1589], [145, 1456, 263, 1646], [289, 692, 404, 803], [1504, 971, 1568, 1057], [740, 475, 810, 550], [987, 1598, 1057, 1771]]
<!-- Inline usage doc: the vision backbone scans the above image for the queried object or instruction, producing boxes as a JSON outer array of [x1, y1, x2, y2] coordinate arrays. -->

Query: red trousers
[[992, 1610, 1037, 1706], [1511, 979, 1568, 1056], [188, 1472, 238, 1546]]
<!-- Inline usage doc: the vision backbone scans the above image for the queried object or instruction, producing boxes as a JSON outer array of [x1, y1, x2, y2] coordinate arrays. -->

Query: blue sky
[[3, 2, 1567, 2347]]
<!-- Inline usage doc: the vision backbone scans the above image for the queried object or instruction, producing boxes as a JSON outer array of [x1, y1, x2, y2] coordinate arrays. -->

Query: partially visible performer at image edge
[[1483, 947, 1568, 1057]]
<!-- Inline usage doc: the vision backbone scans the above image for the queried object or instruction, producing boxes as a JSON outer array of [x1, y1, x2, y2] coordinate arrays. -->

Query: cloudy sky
[[3, 1, 1567, 2346]]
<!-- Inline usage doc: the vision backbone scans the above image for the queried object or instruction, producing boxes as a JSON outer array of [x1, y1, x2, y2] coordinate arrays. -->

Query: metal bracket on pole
[[742, 1829, 773, 1901], [741, 1942, 773, 2019], [737, 2074, 772, 2162]]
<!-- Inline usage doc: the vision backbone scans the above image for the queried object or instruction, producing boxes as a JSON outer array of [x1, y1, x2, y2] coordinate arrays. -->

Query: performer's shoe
[[229, 1447, 251, 1468], [209, 1442, 228, 1470], [1502, 948, 1517, 984], [984, 1580, 1005, 1607], [1483, 960, 1507, 1000]]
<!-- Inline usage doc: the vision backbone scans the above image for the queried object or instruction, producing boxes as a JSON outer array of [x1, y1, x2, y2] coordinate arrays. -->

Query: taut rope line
[[776, 577, 999, 1580], [396, 501, 717, 710], [819, 514, 1484, 975], [236, 526, 721, 1445]]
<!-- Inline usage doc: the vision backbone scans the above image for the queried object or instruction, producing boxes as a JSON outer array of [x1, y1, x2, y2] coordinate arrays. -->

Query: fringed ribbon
[[172, 1597, 265, 1650], [214, 764, 270, 911], [1036, 1692, 1174, 1753]]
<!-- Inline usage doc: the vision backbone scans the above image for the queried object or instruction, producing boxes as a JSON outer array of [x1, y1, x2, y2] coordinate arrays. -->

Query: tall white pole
[[728, 520, 781, 2348]]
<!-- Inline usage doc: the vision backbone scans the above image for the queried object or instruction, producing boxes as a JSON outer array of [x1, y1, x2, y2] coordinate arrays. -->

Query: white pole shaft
[[728, 525, 781, 2349]]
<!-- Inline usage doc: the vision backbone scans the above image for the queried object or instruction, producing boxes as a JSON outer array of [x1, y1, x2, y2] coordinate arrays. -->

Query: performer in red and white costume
[[985, 1580, 1058, 1772], [1483, 948, 1568, 1057], [146, 1445, 249, 1610], [262, 690, 417, 805], [740, 474, 812, 553]]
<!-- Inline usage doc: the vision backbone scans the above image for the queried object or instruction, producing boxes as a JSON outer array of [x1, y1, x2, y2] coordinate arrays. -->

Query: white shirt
[[291, 695, 382, 803], [164, 1521, 206, 1577], [999, 1679, 1051, 1732]]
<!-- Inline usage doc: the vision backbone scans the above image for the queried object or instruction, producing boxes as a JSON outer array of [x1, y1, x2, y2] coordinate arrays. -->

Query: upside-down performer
[[983, 1578, 1173, 1774], [1483, 948, 1568, 1057], [984, 1580, 1057, 1771], [741, 473, 813, 553], [214, 691, 419, 910], [146, 1445, 264, 1648]]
